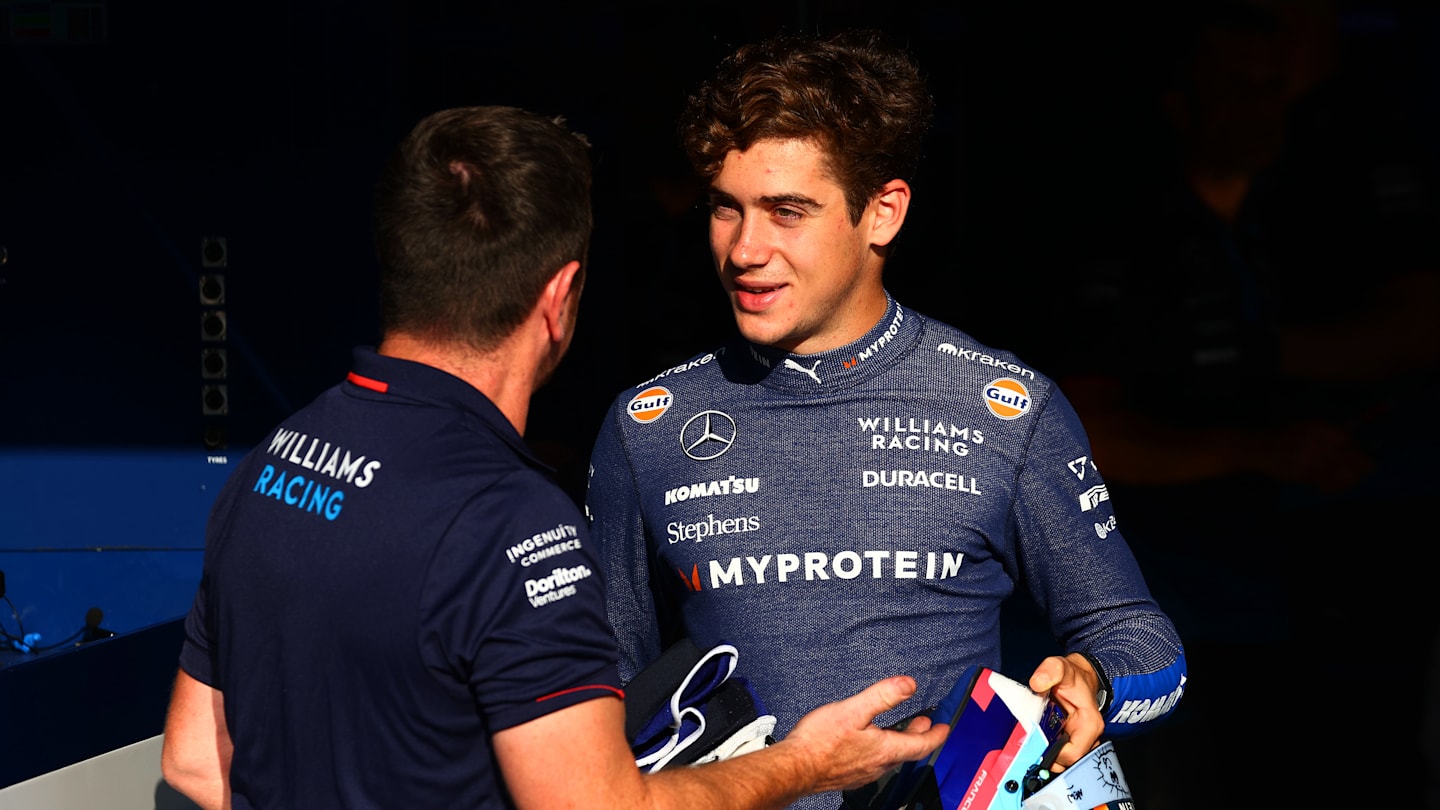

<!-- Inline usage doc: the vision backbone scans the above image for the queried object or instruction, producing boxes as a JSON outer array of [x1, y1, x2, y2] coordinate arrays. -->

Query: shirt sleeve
[[178, 573, 216, 686], [177, 475, 247, 689], [1011, 384, 1187, 738], [584, 401, 668, 683]]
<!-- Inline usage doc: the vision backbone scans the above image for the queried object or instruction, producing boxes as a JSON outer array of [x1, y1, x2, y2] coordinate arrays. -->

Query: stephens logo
[[983, 378, 1031, 420], [666, 513, 761, 544], [628, 386, 673, 423]]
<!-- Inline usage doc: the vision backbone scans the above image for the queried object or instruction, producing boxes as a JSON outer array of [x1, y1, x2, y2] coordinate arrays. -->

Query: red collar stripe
[[346, 371, 389, 393]]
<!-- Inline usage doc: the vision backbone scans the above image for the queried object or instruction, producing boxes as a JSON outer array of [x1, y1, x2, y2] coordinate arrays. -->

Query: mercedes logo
[[679, 410, 737, 461]]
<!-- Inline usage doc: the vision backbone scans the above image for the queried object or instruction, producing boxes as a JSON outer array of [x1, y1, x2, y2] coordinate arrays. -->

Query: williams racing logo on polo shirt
[[628, 386, 674, 423], [982, 377, 1032, 420], [251, 428, 385, 522]]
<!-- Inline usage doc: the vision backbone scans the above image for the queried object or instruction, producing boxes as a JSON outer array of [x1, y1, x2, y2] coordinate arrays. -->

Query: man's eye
[[774, 207, 802, 221], [709, 203, 739, 220]]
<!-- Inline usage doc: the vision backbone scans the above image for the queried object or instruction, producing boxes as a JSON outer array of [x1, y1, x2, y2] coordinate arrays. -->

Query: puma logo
[[782, 358, 822, 384]]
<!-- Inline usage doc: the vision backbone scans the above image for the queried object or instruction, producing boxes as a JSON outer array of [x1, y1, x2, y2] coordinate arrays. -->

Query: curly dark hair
[[679, 29, 934, 224]]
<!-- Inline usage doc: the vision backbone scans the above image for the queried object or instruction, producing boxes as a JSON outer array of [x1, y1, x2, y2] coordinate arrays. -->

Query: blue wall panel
[[0, 449, 240, 649]]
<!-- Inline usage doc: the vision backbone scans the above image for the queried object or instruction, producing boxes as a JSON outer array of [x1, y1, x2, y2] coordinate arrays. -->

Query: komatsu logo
[[674, 549, 965, 591], [664, 476, 760, 504]]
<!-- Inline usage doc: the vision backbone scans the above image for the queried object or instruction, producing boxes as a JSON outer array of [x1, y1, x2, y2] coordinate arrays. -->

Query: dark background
[[3, 1, 1435, 467]]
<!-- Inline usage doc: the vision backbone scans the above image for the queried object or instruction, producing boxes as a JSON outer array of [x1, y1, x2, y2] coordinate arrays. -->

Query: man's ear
[[870, 179, 911, 248], [540, 260, 583, 343]]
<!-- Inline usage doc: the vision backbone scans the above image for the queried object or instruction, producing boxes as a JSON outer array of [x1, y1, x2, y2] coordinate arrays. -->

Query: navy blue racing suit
[[586, 296, 1186, 810]]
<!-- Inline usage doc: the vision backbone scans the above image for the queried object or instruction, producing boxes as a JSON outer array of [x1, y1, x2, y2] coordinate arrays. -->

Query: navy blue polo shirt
[[179, 347, 621, 809]]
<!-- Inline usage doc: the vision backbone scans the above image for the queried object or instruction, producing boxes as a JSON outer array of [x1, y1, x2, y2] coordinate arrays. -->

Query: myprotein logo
[[842, 306, 905, 370], [680, 410, 737, 461], [674, 548, 966, 591], [983, 378, 1031, 420], [628, 386, 673, 423]]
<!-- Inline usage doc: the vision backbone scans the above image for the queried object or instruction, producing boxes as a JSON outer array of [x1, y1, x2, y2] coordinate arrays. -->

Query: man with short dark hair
[[161, 104, 947, 810]]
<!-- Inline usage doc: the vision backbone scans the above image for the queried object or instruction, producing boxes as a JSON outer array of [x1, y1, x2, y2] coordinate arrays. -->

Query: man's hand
[[1028, 654, 1103, 771], [777, 675, 950, 795]]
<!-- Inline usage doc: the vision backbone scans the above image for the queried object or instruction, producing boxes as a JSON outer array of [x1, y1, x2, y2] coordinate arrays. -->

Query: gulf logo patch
[[983, 377, 1031, 420], [627, 386, 674, 423]]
